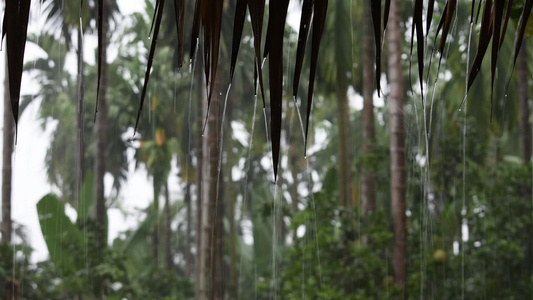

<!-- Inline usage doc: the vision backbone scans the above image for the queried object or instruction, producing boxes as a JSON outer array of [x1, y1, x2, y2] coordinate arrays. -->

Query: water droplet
[[459, 108, 462, 112], [304, 155, 307, 159], [148, 36, 151, 40]]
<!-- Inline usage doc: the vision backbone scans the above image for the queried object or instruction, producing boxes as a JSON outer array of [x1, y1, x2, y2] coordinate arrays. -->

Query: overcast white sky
[[0, 0, 377, 262]]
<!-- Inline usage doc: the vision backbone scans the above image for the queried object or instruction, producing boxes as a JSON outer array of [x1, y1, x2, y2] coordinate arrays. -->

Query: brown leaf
[[410, 0, 425, 96], [370, 0, 382, 96], [499, 0, 513, 49], [173, 0, 186, 68], [467, 0, 493, 92], [490, 0, 504, 121], [383, 0, 391, 35], [134, 0, 166, 134], [293, 0, 313, 98], [265, 0, 290, 179], [190, 0, 202, 60], [305, 0, 328, 156], [229, 0, 248, 82], [248, 0, 266, 105], [427, 0, 435, 36], [512, 0, 532, 66], [2, 0, 32, 137], [438, 0, 457, 54], [95, 0, 104, 118]]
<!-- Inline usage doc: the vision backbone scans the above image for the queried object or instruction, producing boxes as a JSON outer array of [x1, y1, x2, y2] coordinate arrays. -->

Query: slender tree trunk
[[213, 161, 224, 300], [362, 0, 376, 213], [387, 0, 407, 291], [337, 89, 352, 207], [226, 98, 238, 299], [152, 183, 160, 270], [2, 55, 13, 245], [289, 143, 299, 243], [164, 183, 172, 270], [199, 75, 222, 299], [518, 44, 531, 164], [288, 99, 300, 243], [195, 57, 206, 298], [3, 52, 17, 300], [75, 23, 86, 207], [185, 178, 192, 277], [95, 1, 108, 296]]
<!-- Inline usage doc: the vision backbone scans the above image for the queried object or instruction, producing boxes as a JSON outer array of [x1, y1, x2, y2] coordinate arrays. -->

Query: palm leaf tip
[[3, 0, 32, 136], [265, 0, 290, 179], [229, 0, 248, 83], [173, 0, 186, 68], [304, 0, 328, 158], [95, 0, 104, 119], [293, 0, 313, 98], [370, 0, 382, 97], [135, 0, 166, 134]]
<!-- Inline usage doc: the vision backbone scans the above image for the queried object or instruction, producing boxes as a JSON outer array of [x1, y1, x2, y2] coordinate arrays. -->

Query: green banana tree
[[36, 174, 129, 298]]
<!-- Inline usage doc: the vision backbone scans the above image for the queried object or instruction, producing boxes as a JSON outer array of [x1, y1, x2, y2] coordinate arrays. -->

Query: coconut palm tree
[[2, 58, 13, 246], [362, 0, 376, 213], [518, 43, 531, 164], [387, 0, 407, 291], [319, 0, 354, 207]]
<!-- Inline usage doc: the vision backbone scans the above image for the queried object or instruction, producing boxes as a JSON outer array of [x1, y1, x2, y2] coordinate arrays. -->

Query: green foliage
[[275, 168, 401, 299], [37, 194, 85, 274], [407, 161, 533, 299]]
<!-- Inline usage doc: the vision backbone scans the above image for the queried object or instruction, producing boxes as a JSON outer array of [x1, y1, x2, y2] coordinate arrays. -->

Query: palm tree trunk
[[152, 182, 160, 270], [164, 182, 172, 270], [387, 0, 407, 290], [226, 98, 238, 299], [199, 75, 223, 300], [287, 100, 300, 243], [95, 1, 108, 296], [213, 162, 224, 300], [2, 53, 17, 300], [75, 24, 86, 206], [518, 44, 531, 164], [184, 178, 192, 277], [2, 55, 13, 245], [337, 89, 352, 207], [362, 0, 376, 213], [195, 56, 205, 298]]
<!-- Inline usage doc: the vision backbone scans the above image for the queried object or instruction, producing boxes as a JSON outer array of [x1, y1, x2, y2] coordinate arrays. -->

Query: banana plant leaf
[[37, 194, 84, 273]]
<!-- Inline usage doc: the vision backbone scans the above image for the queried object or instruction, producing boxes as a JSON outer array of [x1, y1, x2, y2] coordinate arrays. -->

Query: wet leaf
[[467, 0, 493, 92], [229, 0, 248, 83], [369, 0, 382, 96], [293, 0, 313, 98], [96, 0, 103, 117], [512, 0, 532, 65], [490, 0, 505, 121], [383, 0, 391, 35], [470, 0, 476, 23], [427, 0, 436, 36], [438, 0, 457, 54], [200, 0, 224, 131], [2, 0, 32, 137], [265, 0, 290, 179], [173, 0, 186, 68], [410, 0, 425, 96], [190, 0, 202, 60], [248, 0, 266, 105], [499, 0, 514, 49], [305, 0, 328, 156], [134, 0, 166, 134]]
